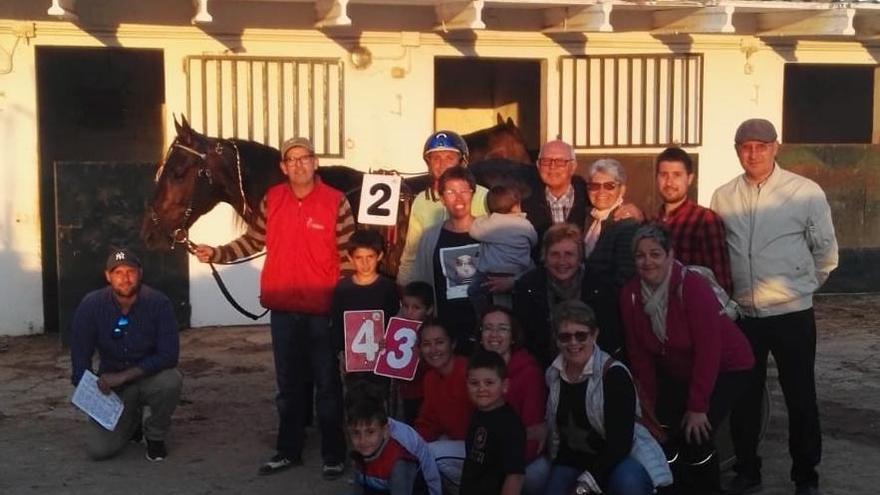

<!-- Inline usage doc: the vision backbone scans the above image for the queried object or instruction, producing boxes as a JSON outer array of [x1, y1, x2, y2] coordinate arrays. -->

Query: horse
[[142, 116, 539, 277], [462, 115, 532, 165]]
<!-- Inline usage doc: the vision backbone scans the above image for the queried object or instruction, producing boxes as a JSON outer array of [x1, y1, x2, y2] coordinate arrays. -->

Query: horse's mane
[[230, 139, 285, 224]]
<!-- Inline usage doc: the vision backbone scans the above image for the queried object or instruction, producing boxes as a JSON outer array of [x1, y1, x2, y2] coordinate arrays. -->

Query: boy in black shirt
[[460, 350, 525, 495], [331, 230, 400, 394]]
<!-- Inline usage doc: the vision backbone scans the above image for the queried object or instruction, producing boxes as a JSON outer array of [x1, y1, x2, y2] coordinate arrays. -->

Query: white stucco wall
[[0, 11, 876, 334]]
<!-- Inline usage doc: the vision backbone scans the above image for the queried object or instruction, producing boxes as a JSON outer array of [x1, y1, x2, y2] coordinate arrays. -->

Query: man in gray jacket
[[711, 119, 838, 495]]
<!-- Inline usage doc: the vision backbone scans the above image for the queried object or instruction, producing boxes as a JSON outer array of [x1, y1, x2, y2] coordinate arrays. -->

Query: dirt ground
[[1, 294, 878, 495]]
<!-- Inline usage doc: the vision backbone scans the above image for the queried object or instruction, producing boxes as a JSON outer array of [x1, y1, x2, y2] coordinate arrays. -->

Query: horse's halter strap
[[152, 138, 251, 249]]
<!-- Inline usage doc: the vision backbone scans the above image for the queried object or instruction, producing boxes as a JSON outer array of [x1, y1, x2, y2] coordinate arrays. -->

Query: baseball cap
[[280, 137, 315, 158], [106, 248, 141, 271], [735, 119, 778, 144]]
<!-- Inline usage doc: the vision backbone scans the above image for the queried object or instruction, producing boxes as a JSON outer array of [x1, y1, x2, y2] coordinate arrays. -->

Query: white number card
[[358, 174, 401, 226]]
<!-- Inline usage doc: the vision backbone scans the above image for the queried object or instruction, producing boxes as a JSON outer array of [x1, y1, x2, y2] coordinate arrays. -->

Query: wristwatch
[[575, 483, 590, 495]]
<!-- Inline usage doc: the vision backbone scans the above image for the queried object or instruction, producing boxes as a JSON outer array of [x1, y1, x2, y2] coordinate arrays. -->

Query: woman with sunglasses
[[581, 158, 640, 358], [479, 306, 549, 494], [544, 299, 671, 495], [620, 223, 754, 494]]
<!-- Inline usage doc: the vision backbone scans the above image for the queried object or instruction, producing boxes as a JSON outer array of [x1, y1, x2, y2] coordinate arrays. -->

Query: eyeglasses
[[442, 189, 474, 198], [112, 315, 129, 340], [586, 181, 619, 192], [556, 331, 591, 343], [736, 143, 774, 155], [537, 158, 574, 169], [283, 155, 315, 166], [482, 324, 511, 334]]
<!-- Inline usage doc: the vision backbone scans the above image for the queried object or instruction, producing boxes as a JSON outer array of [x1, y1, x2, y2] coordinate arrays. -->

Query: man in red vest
[[195, 137, 355, 479]]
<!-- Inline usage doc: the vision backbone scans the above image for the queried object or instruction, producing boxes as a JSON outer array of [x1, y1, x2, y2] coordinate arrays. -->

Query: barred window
[[559, 54, 703, 149], [185, 55, 344, 157]]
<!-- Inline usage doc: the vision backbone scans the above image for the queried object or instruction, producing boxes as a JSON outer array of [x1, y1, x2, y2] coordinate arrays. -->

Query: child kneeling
[[346, 384, 442, 495]]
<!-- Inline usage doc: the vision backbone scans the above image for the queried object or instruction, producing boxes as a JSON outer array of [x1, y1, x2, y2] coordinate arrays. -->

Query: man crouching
[[70, 248, 182, 462]]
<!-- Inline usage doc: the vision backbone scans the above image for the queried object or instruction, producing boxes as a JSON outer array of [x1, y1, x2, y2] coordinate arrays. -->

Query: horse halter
[[150, 138, 250, 249]]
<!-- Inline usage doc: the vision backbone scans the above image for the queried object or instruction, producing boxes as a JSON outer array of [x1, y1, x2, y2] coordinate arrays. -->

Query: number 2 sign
[[344, 310, 385, 373], [358, 174, 401, 226], [374, 317, 421, 381]]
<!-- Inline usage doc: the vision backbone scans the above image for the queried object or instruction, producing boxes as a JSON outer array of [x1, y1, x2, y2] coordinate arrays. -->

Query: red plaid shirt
[[657, 199, 733, 294]]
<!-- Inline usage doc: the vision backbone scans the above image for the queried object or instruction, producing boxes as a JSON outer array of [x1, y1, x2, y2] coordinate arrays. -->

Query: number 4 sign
[[374, 317, 421, 381], [344, 310, 385, 373], [358, 174, 401, 226]]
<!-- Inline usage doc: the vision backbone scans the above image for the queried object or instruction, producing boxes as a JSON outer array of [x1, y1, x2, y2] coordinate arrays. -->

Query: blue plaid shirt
[[70, 284, 179, 386]]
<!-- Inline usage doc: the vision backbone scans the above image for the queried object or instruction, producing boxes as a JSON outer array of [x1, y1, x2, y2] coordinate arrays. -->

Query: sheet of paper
[[71, 370, 124, 431]]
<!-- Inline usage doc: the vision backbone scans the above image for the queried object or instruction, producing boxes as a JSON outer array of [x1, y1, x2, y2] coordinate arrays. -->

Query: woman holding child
[[409, 166, 480, 353], [620, 223, 754, 493], [479, 306, 549, 494], [544, 299, 672, 495]]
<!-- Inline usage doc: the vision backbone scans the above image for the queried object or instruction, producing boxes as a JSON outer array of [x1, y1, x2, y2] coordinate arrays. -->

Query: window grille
[[558, 54, 703, 148], [185, 55, 344, 157]]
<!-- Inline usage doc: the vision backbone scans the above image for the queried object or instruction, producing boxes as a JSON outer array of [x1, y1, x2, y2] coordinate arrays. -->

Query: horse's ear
[[497, 113, 504, 125], [173, 114, 182, 135], [506, 116, 515, 127], [181, 114, 191, 130]]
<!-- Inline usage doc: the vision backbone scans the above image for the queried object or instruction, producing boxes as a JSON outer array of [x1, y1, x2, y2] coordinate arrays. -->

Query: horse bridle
[[150, 138, 250, 250]]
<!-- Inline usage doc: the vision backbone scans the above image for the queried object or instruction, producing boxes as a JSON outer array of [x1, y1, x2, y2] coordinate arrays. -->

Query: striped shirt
[[657, 199, 733, 294], [211, 183, 355, 273]]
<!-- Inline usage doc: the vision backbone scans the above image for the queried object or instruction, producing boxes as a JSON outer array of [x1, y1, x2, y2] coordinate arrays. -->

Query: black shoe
[[145, 439, 167, 462], [724, 473, 762, 495], [130, 422, 143, 444], [795, 485, 819, 495], [258, 453, 302, 475], [322, 462, 345, 480]]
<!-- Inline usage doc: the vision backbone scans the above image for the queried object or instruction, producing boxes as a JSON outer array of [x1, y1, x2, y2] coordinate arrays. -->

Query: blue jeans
[[544, 456, 654, 495], [270, 311, 345, 464]]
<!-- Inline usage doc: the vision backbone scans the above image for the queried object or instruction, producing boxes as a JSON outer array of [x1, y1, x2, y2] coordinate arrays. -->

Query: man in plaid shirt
[[654, 146, 733, 294]]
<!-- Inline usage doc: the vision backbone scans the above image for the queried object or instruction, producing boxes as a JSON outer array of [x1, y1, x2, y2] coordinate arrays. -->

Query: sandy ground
[[0, 294, 878, 495]]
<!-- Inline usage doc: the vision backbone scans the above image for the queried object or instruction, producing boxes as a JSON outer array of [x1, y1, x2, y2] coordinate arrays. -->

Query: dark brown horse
[[463, 115, 532, 165], [142, 116, 538, 276]]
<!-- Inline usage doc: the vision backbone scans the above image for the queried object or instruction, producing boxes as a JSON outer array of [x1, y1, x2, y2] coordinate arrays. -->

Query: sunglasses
[[556, 331, 591, 343], [586, 181, 619, 192], [112, 315, 129, 340]]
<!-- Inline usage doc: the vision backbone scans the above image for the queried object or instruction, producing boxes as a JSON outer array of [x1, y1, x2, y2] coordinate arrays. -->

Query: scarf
[[547, 266, 584, 306], [584, 197, 623, 258], [640, 262, 673, 343]]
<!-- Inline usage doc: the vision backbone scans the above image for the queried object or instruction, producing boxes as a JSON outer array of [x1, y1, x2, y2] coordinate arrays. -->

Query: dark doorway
[[783, 64, 875, 144], [434, 58, 542, 157], [37, 47, 189, 341]]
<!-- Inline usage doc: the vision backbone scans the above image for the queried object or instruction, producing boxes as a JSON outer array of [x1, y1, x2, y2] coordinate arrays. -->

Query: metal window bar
[[185, 55, 345, 157], [559, 54, 703, 149]]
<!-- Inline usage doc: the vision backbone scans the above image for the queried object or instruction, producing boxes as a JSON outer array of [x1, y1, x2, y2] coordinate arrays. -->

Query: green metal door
[[54, 161, 190, 345]]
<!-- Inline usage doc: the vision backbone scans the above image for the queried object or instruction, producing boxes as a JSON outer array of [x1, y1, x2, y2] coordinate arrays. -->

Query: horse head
[[464, 115, 532, 165], [141, 115, 258, 250]]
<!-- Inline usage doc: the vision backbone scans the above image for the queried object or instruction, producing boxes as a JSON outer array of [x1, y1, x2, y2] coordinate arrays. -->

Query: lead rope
[[184, 239, 268, 320]]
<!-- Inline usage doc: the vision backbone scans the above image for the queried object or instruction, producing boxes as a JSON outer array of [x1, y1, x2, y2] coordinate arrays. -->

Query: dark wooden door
[[54, 161, 190, 344]]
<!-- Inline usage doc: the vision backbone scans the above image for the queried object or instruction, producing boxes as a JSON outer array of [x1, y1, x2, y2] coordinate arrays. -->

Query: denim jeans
[[270, 311, 345, 464], [544, 456, 654, 495]]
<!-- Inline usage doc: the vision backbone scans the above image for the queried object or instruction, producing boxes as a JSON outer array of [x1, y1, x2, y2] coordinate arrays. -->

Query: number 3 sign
[[358, 174, 401, 226], [374, 317, 421, 380], [344, 310, 385, 373]]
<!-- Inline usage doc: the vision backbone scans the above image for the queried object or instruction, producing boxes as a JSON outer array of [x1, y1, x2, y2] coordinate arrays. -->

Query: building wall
[[0, 4, 877, 334]]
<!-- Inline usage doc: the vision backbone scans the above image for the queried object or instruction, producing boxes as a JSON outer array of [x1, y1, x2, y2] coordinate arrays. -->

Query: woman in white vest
[[543, 299, 672, 495]]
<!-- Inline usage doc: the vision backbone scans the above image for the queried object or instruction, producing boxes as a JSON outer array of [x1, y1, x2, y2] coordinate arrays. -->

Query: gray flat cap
[[735, 119, 778, 144]]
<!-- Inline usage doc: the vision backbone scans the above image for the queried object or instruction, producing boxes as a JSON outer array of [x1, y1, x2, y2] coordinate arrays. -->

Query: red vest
[[261, 179, 342, 314]]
